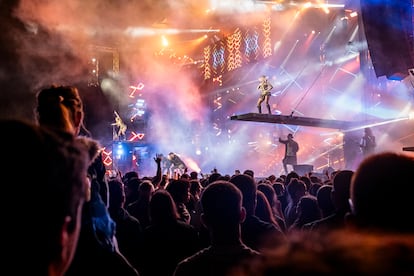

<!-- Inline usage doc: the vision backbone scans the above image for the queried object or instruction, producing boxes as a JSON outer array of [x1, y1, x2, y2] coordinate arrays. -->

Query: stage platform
[[230, 113, 367, 130], [403, 147, 414, 152]]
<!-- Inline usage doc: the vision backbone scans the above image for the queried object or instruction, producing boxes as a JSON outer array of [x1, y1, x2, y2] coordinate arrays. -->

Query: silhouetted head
[[230, 174, 257, 215], [201, 180, 245, 230], [350, 152, 414, 233], [36, 85, 86, 136]]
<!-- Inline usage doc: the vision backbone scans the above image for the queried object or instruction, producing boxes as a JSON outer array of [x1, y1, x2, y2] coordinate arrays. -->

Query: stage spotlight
[[350, 11, 358, 17], [161, 35, 169, 47], [115, 143, 125, 159]]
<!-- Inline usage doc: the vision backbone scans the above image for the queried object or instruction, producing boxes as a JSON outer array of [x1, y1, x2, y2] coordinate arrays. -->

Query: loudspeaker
[[293, 164, 313, 176], [360, 0, 414, 79]]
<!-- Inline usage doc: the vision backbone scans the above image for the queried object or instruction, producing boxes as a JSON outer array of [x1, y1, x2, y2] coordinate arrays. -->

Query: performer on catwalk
[[256, 75, 273, 114]]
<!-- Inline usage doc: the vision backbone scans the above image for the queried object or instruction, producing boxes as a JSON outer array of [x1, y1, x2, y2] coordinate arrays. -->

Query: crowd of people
[[3, 84, 414, 276]]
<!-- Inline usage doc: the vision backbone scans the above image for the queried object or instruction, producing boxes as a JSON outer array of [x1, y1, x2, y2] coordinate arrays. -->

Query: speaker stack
[[360, 0, 414, 80]]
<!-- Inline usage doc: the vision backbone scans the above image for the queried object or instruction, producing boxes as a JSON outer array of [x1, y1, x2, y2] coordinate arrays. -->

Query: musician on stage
[[359, 127, 376, 158], [159, 154, 172, 175], [279, 133, 299, 174], [256, 75, 273, 114], [167, 152, 187, 176]]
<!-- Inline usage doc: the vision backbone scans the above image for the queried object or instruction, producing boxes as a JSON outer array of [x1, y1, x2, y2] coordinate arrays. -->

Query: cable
[[290, 64, 327, 117]]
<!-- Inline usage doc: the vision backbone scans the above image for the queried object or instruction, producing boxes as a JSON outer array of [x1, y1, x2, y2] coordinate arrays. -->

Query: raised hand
[[154, 153, 162, 164]]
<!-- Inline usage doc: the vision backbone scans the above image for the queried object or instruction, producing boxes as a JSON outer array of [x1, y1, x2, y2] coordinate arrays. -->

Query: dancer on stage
[[256, 75, 273, 114], [112, 110, 127, 141]]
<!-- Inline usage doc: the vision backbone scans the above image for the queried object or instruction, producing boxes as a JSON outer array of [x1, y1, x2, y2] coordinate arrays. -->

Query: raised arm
[[151, 153, 162, 187]]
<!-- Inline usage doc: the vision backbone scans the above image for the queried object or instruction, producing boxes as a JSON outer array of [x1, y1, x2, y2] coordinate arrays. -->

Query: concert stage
[[230, 113, 369, 130], [110, 141, 155, 176]]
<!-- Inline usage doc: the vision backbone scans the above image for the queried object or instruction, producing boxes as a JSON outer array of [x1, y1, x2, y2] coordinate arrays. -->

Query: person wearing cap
[[256, 75, 273, 114], [279, 133, 299, 174]]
